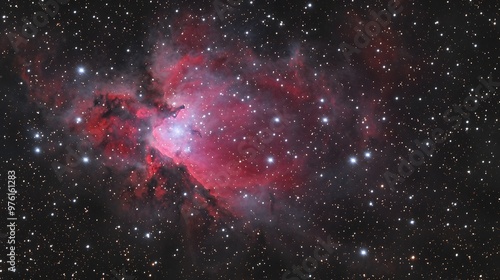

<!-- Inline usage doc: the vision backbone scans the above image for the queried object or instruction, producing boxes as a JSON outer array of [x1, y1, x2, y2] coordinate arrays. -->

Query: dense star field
[[0, 0, 499, 279]]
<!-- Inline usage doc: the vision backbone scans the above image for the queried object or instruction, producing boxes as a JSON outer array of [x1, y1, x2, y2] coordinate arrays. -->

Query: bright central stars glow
[[172, 126, 184, 136]]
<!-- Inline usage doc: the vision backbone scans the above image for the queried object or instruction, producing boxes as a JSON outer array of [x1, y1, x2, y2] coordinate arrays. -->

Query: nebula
[[17, 15, 380, 232], [4, 1, 498, 278]]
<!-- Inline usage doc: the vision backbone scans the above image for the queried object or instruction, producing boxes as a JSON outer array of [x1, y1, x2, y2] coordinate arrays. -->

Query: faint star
[[111, 268, 135, 280]]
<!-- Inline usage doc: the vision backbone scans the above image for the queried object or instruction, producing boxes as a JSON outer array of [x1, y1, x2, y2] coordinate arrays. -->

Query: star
[[111, 268, 135, 280]]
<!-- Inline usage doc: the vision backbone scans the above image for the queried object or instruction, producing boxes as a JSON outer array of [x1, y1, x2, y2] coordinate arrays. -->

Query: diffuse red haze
[[20, 16, 376, 222]]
